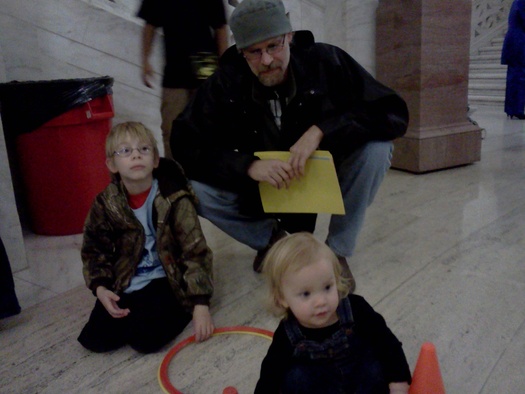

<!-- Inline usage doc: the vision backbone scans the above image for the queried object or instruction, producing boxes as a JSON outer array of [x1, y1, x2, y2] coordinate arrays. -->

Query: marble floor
[[2, 105, 525, 393]]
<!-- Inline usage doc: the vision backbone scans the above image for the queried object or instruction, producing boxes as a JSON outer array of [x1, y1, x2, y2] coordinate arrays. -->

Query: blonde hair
[[105, 121, 160, 161], [261, 232, 351, 318]]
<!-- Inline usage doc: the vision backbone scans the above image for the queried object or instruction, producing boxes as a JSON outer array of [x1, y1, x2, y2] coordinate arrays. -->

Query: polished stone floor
[[1, 105, 525, 393]]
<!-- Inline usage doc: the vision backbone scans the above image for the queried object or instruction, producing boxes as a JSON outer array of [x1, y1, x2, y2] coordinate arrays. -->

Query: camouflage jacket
[[81, 158, 213, 310]]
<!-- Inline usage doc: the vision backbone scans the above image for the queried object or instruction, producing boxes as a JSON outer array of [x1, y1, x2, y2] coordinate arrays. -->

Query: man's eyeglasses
[[113, 145, 153, 157], [242, 35, 286, 62]]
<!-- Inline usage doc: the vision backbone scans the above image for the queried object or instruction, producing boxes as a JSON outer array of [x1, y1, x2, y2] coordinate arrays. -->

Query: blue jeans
[[191, 141, 393, 256]]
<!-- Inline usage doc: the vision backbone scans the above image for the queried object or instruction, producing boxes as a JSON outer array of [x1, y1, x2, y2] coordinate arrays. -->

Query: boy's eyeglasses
[[242, 35, 286, 62], [113, 145, 153, 157]]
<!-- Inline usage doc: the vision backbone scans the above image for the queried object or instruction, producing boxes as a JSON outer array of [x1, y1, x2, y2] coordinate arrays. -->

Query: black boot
[[337, 256, 356, 294], [253, 227, 287, 273]]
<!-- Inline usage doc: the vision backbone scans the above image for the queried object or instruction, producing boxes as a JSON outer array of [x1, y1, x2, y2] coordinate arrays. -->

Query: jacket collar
[[111, 158, 192, 200]]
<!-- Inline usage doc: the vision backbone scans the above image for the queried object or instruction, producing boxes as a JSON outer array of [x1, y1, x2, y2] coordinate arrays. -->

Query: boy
[[78, 122, 214, 353]]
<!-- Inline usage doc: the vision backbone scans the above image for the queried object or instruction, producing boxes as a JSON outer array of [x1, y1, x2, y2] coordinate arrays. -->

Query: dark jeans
[[281, 348, 388, 394], [78, 277, 191, 353]]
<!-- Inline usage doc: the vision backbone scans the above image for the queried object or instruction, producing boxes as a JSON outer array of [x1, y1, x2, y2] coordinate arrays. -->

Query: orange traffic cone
[[409, 342, 446, 394]]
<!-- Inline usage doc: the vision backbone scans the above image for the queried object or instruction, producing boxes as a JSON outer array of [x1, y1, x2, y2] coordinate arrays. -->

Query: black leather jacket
[[172, 30, 408, 194]]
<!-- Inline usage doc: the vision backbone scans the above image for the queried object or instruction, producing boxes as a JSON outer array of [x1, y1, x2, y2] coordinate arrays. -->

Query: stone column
[[376, 0, 482, 173]]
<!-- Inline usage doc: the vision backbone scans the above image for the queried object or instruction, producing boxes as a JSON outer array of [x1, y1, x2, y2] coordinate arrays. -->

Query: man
[[171, 0, 409, 290], [137, 0, 229, 159]]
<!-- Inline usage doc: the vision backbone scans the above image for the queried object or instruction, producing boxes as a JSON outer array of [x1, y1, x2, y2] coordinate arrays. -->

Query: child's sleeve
[[255, 322, 293, 393], [351, 295, 412, 385], [81, 195, 117, 295], [171, 196, 214, 305]]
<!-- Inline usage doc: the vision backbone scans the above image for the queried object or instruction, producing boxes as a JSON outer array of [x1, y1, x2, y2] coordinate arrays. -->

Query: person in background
[[137, 0, 229, 158], [170, 0, 409, 291], [0, 235, 21, 319], [502, 0, 525, 119], [78, 122, 214, 353], [256, 232, 411, 393]]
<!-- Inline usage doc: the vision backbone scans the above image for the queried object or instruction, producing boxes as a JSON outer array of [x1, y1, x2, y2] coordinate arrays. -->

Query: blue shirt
[[125, 179, 166, 293]]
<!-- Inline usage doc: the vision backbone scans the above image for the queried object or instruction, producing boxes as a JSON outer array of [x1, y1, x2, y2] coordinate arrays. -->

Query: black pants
[[0, 236, 21, 319], [78, 278, 191, 353]]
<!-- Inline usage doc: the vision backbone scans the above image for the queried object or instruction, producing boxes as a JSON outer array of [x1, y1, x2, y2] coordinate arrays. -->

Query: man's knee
[[189, 180, 241, 219], [356, 141, 393, 170], [338, 141, 393, 178]]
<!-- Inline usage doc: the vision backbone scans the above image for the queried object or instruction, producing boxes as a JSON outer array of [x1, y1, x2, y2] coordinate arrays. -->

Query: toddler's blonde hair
[[261, 232, 351, 318]]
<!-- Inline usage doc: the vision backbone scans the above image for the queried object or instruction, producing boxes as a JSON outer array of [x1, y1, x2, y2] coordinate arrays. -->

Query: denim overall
[[281, 297, 388, 394]]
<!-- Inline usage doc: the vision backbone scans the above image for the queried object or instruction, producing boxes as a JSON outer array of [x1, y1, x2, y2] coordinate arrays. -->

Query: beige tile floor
[[2, 105, 525, 393]]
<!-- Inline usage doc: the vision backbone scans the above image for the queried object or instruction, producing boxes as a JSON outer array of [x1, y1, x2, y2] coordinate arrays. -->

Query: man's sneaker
[[253, 228, 287, 273], [337, 256, 356, 293]]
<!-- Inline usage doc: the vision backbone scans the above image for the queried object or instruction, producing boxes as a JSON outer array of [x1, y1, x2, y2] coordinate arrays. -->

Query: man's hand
[[142, 61, 155, 88], [248, 125, 322, 188], [247, 159, 296, 189], [288, 125, 323, 177], [96, 286, 130, 318], [141, 24, 156, 88], [193, 305, 214, 342]]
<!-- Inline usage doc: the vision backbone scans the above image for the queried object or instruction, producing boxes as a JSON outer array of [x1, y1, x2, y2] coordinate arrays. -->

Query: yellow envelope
[[255, 151, 345, 214]]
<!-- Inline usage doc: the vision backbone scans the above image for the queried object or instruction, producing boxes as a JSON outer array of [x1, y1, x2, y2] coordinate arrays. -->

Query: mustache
[[260, 63, 281, 72]]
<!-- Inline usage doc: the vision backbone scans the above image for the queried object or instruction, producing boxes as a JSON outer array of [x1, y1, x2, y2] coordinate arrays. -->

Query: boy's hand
[[96, 286, 130, 318], [389, 382, 410, 394], [192, 305, 214, 342]]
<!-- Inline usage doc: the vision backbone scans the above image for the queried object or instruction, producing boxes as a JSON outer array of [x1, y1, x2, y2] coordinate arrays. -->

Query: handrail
[[470, 0, 513, 54]]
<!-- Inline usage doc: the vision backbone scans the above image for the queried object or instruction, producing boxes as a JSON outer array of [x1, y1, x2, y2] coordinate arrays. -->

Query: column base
[[391, 122, 483, 173]]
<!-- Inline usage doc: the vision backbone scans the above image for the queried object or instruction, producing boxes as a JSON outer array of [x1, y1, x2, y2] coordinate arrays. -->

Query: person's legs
[[77, 299, 128, 353], [505, 65, 525, 116], [326, 141, 393, 258], [190, 180, 277, 250], [0, 236, 20, 319], [279, 213, 317, 234], [126, 278, 192, 354], [160, 88, 195, 159]]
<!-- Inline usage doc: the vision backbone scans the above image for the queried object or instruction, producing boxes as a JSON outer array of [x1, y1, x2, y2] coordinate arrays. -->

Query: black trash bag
[[0, 76, 113, 137]]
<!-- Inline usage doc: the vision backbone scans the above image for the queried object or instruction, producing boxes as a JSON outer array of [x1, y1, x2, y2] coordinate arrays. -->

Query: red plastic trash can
[[15, 94, 114, 235]]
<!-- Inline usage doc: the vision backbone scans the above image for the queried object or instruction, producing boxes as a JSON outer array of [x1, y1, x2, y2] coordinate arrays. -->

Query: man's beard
[[258, 65, 287, 87]]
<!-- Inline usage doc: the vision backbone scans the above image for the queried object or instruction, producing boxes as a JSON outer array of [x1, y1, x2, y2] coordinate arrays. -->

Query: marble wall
[[0, 118, 26, 272], [0, 0, 374, 272]]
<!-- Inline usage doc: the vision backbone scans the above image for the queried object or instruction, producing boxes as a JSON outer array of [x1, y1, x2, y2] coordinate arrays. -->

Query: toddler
[[256, 232, 411, 393]]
